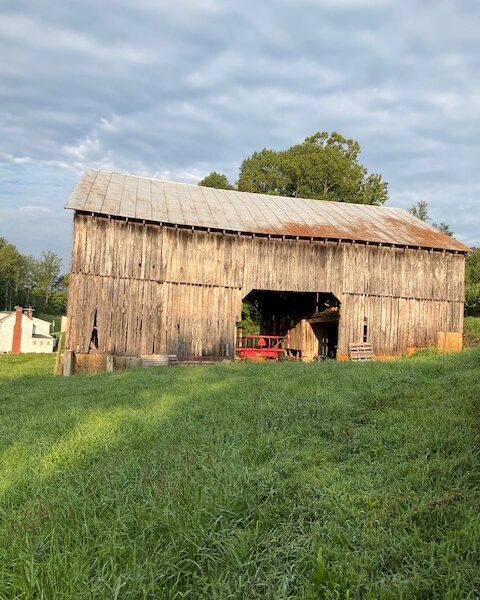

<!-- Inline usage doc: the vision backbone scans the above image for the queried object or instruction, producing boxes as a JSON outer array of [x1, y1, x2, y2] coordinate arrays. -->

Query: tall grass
[[464, 316, 480, 348], [0, 351, 479, 599]]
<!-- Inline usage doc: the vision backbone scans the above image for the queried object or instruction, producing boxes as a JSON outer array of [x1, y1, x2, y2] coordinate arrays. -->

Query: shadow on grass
[[0, 351, 479, 598], [0, 366, 235, 498]]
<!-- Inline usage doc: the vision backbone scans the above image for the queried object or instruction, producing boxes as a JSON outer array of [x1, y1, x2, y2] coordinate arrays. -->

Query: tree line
[[0, 237, 68, 315]]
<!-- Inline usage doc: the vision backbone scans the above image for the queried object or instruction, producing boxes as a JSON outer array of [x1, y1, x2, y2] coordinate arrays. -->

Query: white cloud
[[0, 205, 56, 218], [0, 153, 32, 165], [296, 0, 394, 7], [0, 13, 154, 64], [0, 0, 479, 259]]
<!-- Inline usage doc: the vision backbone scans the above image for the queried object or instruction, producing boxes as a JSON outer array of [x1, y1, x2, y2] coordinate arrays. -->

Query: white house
[[0, 307, 55, 353]]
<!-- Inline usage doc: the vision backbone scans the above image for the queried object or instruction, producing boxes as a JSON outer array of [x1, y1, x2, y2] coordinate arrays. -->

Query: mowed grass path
[[0, 352, 479, 599]]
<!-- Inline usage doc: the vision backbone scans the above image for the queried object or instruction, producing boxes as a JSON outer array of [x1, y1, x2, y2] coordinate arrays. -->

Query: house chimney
[[12, 306, 23, 354], [25, 307, 34, 319]]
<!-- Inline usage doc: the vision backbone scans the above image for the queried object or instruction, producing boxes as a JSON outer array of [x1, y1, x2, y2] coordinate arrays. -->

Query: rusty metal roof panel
[[66, 169, 470, 252]]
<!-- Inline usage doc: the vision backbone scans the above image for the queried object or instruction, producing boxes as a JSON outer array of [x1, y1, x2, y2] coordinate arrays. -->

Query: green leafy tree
[[465, 248, 480, 286], [32, 251, 63, 309], [198, 172, 234, 190], [465, 284, 480, 317], [408, 201, 454, 236], [0, 238, 29, 310], [237, 131, 388, 205], [22, 256, 39, 306], [237, 149, 289, 196], [0, 237, 68, 313], [48, 291, 68, 314], [465, 248, 480, 317], [239, 301, 261, 335], [46, 273, 70, 314], [409, 200, 429, 221]]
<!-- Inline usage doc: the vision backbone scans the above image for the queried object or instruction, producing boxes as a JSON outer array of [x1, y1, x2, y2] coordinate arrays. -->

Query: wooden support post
[[63, 350, 75, 376], [54, 331, 66, 375], [106, 354, 114, 372]]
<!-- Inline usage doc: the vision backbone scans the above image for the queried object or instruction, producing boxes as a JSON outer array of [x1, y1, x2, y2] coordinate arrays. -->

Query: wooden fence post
[[54, 331, 66, 376], [63, 350, 75, 376]]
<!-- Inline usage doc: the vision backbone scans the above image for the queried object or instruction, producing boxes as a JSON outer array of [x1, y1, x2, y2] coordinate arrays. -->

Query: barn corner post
[[63, 211, 81, 375], [63, 169, 470, 370], [335, 293, 349, 361]]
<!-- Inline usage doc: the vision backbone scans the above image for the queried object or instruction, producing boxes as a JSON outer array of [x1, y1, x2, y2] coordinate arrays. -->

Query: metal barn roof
[[66, 169, 470, 252]]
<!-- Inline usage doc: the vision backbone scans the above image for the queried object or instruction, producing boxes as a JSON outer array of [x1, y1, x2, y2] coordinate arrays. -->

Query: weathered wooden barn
[[65, 169, 469, 365]]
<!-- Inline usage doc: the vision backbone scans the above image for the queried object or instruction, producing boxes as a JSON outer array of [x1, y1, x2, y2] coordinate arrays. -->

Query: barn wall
[[288, 319, 319, 361], [67, 214, 465, 358]]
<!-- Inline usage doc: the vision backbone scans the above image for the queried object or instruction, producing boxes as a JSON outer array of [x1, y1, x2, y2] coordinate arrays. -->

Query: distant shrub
[[464, 316, 480, 348], [238, 301, 261, 335], [465, 284, 480, 317], [465, 248, 480, 286]]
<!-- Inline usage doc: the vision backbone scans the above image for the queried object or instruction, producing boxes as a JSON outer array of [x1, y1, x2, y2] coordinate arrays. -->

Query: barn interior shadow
[[243, 289, 340, 359]]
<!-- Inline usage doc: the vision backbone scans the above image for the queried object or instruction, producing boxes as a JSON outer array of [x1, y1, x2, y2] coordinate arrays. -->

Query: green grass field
[[0, 351, 479, 599]]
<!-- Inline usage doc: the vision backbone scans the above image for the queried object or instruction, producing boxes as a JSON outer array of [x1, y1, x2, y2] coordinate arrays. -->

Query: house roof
[[0, 312, 52, 328], [32, 316, 51, 326], [66, 169, 470, 253]]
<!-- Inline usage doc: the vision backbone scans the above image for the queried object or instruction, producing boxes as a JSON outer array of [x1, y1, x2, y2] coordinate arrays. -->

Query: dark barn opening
[[310, 316, 340, 359], [242, 290, 340, 359]]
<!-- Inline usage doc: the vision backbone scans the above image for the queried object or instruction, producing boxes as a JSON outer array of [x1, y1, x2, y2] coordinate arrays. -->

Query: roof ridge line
[[85, 168, 403, 212]]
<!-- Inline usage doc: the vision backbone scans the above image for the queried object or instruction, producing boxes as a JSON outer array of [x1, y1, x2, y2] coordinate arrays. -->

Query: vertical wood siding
[[67, 215, 465, 358]]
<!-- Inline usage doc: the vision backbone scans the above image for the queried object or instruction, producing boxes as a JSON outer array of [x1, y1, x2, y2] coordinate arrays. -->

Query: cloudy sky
[[1, 0, 479, 266]]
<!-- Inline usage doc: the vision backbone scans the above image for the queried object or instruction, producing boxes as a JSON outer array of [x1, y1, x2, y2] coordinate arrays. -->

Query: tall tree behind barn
[[65, 170, 469, 363]]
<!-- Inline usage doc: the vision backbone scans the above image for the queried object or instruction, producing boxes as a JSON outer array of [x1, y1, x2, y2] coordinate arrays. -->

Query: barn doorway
[[240, 290, 340, 360]]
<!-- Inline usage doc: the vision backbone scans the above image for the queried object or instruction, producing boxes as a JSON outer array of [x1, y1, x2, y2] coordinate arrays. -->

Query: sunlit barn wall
[[67, 214, 465, 358]]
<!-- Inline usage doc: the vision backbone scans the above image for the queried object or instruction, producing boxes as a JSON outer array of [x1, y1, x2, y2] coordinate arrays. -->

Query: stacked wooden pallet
[[348, 343, 375, 361]]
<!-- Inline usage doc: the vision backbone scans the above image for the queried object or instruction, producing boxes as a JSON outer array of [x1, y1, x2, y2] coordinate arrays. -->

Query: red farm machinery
[[235, 334, 288, 361]]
